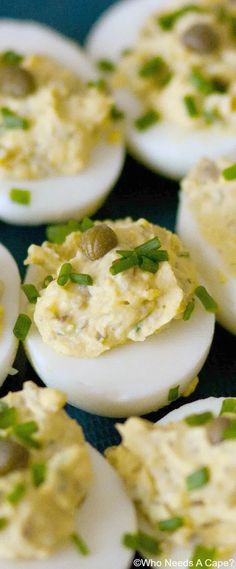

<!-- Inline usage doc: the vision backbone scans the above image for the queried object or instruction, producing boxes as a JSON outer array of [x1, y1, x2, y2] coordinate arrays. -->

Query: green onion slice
[[57, 263, 72, 286], [0, 403, 17, 429], [168, 385, 180, 402], [71, 532, 90, 556], [70, 273, 93, 286], [2, 50, 23, 65], [0, 517, 8, 530], [122, 531, 160, 556], [96, 59, 116, 73], [9, 188, 31, 205], [14, 420, 41, 449], [183, 299, 195, 321], [135, 109, 160, 131], [220, 398, 236, 415], [191, 545, 217, 568], [7, 483, 26, 505], [21, 284, 39, 304], [222, 163, 236, 181], [185, 411, 213, 426], [186, 466, 210, 491], [1, 107, 29, 129], [183, 94, 199, 118], [158, 516, 184, 532], [13, 314, 32, 341], [195, 286, 218, 313], [157, 5, 201, 31], [32, 463, 47, 487]]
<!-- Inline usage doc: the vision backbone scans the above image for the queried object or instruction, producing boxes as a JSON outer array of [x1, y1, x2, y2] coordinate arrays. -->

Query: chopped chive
[[21, 284, 39, 304], [32, 463, 47, 487], [186, 466, 210, 491], [222, 419, 236, 440], [183, 94, 199, 118], [139, 56, 165, 77], [168, 385, 180, 402], [195, 286, 218, 313], [9, 188, 31, 205], [7, 483, 26, 505], [0, 403, 17, 429], [110, 105, 124, 121], [46, 218, 94, 244], [185, 411, 214, 426], [2, 50, 23, 65], [157, 5, 201, 31], [87, 78, 107, 91], [220, 398, 236, 415], [1, 107, 29, 130], [122, 531, 160, 556], [138, 256, 158, 273], [222, 163, 236, 181], [190, 70, 226, 95], [116, 250, 134, 258], [135, 109, 160, 131], [13, 314, 32, 341], [183, 299, 195, 321], [71, 532, 90, 556], [191, 545, 217, 568], [57, 263, 72, 286], [0, 517, 8, 530], [158, 516, 184, 532], [97, 59, 115, 73], [14, 420, 41, 449], [147, 249, 168, 262], [70, 273, 93, 286], [43, 275, 53, 288], [110, 253, 139, 275], [135, 237, 161, 256]]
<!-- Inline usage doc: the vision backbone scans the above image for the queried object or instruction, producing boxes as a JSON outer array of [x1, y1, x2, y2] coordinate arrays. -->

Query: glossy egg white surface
[[23, 265, 215, 417], [0, 244, 20, 385], [177, 193, 236, 334], [86, 0, 236, 179], [0, 444, 136, 569], [158, 397, 236, 562], [0, 20, 124, 225]]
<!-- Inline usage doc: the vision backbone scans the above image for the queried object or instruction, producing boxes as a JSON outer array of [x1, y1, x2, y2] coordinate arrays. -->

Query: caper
[[0, 65, 35, 97], [0, 439, 29, 475], [181, 24, 220, 54], [80, 224, 118, 261], [207, 416, 231, 445]]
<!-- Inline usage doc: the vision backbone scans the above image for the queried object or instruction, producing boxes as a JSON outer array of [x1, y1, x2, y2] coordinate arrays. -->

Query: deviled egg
[[177, 157, 236, 334], [106, 396, 236, 561], [0, 381, 136, 567], [0, 243, 20, 385], [22, 217, 215, 416], [0, 20, 124, 225], [87, 0, 236, 178]]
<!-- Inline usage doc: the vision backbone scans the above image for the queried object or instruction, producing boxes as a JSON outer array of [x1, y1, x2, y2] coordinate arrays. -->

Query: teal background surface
[[0, 0, 235, 454]]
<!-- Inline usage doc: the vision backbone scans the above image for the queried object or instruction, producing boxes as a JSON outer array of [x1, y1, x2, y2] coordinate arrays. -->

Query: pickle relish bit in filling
[[0, 381, 92, 560], [112, 0, 236, 130], [22, 217, 215, 359], [0, 51, 115, 180], [106, 401, 236, 558]]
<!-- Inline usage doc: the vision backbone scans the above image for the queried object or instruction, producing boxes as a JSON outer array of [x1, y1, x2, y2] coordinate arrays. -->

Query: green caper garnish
[[80, 224, 118, 261], [0, 439, 30, 475], [181, 24, 220, 54], [0, 65, 35, 97], [207, 416, 231, 445]]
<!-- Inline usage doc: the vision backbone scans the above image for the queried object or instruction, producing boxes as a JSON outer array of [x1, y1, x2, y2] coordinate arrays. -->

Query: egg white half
[[86, 0, 236, 179], [0, 443, 136, 569], [0, 244, 20, 385], [0, 20, 124, 225], [157, 397, 236, 562], [23, 264, 215, 417], [177, 193, 236, 334]]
